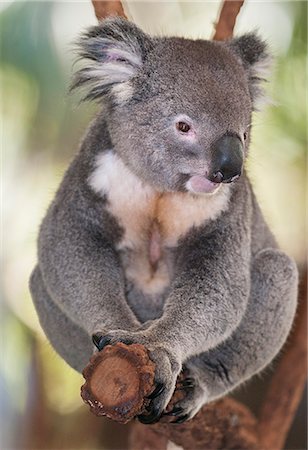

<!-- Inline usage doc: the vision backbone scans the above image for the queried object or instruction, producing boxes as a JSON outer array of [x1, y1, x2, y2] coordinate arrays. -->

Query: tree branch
[[91, 0, 126, 21], [81, 343, 155, 423], [213, 0, 244, 41], [82, 345, 260, 449], [258, 272, 307, 449], [130, 397, 259, 450]]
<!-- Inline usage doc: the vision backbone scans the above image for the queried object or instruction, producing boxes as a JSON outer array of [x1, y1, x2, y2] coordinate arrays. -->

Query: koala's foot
[[164, 373, 207, 423], [92, 330, 181, 424]]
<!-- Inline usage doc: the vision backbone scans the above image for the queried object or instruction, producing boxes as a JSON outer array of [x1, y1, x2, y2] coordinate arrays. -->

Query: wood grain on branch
[[81, 343, 155, 423], [213, 0, 245, 40]]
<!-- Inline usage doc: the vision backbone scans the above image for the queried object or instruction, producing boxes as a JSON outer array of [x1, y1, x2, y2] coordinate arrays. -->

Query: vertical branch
[[213, 0, 245, 41], [92, 0, 126, 21], [21, 337, 49, 449], [258, 273, 307, 450]]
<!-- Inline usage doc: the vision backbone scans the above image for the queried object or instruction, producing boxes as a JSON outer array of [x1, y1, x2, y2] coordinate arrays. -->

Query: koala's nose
[[208, 134, 244, 183]]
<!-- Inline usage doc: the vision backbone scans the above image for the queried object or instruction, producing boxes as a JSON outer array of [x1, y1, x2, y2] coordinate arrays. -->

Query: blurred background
[[1, 1, 306, 449]]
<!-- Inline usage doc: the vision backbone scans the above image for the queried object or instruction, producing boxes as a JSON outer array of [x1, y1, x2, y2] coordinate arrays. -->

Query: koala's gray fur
[[30, 18, 298, 424]]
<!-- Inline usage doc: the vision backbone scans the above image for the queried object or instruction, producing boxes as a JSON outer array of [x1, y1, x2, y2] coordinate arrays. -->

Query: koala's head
[[72, 18, 270, 194]]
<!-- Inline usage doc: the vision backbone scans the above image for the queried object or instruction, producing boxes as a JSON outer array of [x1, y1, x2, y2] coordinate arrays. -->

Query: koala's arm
[[148, 179, 252, 361], [37, 161, 140, 336], [99, 179, 253, 422]]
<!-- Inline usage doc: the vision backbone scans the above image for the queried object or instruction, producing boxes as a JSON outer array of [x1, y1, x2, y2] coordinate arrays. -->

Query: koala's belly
[[88, 150, 230, 319], [118, 224, 174, 322]]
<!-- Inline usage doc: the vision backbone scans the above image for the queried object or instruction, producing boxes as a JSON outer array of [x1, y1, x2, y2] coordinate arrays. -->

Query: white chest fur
[[89, 150, 230, 295]]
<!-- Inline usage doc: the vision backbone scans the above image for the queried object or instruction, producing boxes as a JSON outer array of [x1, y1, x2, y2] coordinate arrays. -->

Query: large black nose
[[209, 134, 244, 183]]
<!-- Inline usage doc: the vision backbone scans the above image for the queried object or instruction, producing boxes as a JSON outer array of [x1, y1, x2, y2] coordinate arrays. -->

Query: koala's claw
[[138, 413, 161, 425], [163, 406, 184, 417], [171, 414, 190, 424], [176, 377, 195, 390], [147, 382, 165, 399], [139, 378, 173, 424], [92, 332, 134, 351], [92, 333, 112, 351], [166, 375, 207, 423], [138, 400, 164, 424]]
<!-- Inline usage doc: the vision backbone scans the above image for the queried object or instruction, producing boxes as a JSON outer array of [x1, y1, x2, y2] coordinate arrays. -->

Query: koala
[[30, 18, 298, 424]]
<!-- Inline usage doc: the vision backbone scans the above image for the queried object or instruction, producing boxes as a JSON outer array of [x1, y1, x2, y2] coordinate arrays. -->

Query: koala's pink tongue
[[189, 175, 219, 194]]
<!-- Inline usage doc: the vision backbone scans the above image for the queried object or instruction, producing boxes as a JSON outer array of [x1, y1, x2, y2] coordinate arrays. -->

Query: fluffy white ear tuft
[[71, 17, 153, 102], [228, 33, 272, 110]]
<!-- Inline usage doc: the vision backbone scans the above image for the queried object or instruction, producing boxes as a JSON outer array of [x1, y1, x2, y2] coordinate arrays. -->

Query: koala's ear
[[71, 17, 152, 102], [227, 33, 272, 109]]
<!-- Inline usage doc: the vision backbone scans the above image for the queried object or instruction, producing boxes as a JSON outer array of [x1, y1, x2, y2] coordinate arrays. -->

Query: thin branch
[[91, 0, 126, 21], [213, 0, 245, 41]]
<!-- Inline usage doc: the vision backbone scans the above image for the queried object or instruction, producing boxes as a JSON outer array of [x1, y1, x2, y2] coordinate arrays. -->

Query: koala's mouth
[[186, 175, 221, 195]]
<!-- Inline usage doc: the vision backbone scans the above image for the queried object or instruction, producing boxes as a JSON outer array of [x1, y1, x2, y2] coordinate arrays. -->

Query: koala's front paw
[[164, 372, 208, 423], [92, 330, 181, 424], [137, 347, 181, 424], [92, 329, 139, 350]]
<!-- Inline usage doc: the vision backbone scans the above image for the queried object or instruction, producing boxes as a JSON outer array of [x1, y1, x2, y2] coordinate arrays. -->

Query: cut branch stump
[[81, 343, 155, 423]]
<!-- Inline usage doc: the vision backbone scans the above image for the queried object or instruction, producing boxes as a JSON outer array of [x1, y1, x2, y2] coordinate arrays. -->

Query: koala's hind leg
[[29, 266, 93, 372], [167, 249, 298, 422]]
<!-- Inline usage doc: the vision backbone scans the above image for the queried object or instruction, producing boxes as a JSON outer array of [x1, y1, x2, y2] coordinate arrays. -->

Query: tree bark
[[130, 397, 260, 450], [213, 0, 245, 41], [258, 273, 307, 450], [82, 344, 260, 449], [92, 0, 126, 21]]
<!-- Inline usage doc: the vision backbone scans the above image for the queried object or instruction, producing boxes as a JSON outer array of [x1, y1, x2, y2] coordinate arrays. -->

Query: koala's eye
[[243, 132, 248, 140], [176, 121, 191, 133]]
